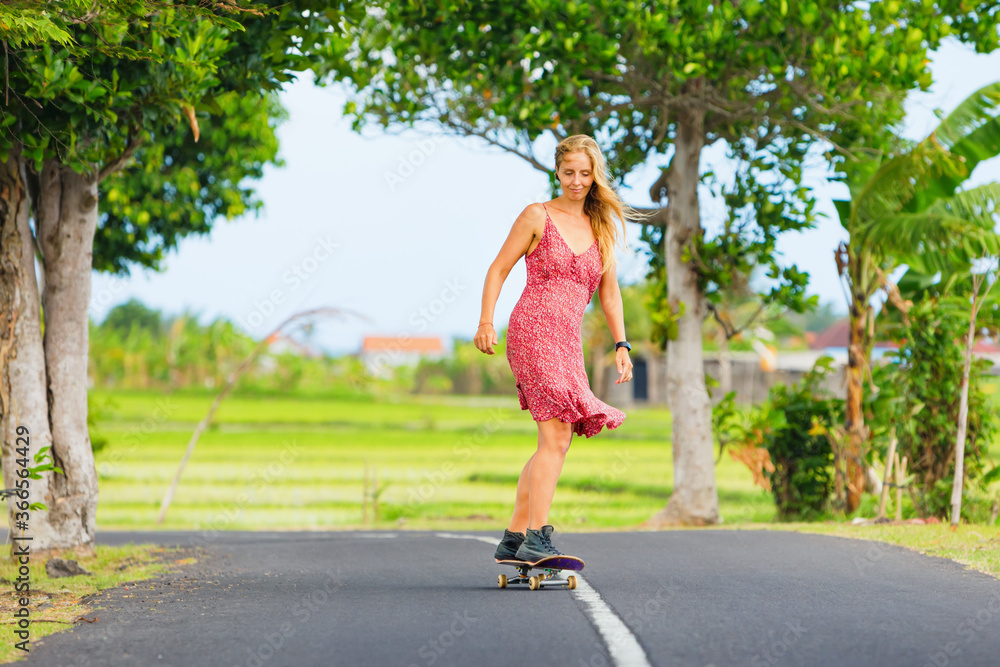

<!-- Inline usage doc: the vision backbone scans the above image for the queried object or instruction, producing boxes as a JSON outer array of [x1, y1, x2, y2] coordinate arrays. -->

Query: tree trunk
[[0, 150, 61, 553], [646, 100, 720, 526], [30, 161, 100, 553], [648, 347, 664, 405], [845, 292, 868, 513]]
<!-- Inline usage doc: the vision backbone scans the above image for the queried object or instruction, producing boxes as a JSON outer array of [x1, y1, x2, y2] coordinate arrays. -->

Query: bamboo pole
[[156, 307, 362, 524], [362, 461, 369, 524], [878, 427, 897, 519], [373, 465, 379, 523], [895, 454, 907, 522]]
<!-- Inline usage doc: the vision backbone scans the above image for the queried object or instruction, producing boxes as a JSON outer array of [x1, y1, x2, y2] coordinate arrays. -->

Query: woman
[[474, 134, 641, 563]]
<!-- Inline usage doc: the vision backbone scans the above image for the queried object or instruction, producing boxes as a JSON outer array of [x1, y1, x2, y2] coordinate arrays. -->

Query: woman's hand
[[474, 323, 498, 355], [615, 347, 633, 383]]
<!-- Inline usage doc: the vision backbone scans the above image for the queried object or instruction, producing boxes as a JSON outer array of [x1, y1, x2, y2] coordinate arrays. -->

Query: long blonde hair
[[554, 135, 650, 275]]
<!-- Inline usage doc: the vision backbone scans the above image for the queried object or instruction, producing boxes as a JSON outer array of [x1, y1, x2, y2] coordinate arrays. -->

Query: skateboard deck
[[495, 555, 585, 590]]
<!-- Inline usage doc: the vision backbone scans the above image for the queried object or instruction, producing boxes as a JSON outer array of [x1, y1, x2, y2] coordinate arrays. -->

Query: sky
[[88, 38, 1000, 356]]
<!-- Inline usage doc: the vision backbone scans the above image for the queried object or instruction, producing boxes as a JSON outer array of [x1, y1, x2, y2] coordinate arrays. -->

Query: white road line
[[435, 532, 653, 667], [434, 532, 497, 545], [569, 573, 652, 667]]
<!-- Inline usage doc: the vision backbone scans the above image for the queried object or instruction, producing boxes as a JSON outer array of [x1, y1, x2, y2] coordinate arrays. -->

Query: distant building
[[359, 335, 446, 378], [265, 331, 322, 358], [257, 331, 323, 375], [595, 318, 1000, 408], [808, 318, 1000, 373], [808, 319, 898, 362]]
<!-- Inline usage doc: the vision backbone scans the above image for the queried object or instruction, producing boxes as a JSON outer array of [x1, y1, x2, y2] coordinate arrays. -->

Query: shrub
[[714, 357, 843, 520], [871, 298, 997, 519], [763, 357, 842, 520]]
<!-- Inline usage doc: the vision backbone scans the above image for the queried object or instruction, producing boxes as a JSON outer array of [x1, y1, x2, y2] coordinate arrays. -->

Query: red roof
[[361, 336, 444, 353], [809, 319, 897, 350], [810, 319, 999, 352], [265, 332, 321, 357]]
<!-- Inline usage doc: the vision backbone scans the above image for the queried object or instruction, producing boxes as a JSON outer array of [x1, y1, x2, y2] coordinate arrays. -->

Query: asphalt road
[[11, 530, 1000, 667]]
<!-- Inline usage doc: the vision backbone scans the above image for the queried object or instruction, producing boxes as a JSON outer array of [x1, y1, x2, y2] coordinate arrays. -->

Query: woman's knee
[[538, 418, 573, 455]]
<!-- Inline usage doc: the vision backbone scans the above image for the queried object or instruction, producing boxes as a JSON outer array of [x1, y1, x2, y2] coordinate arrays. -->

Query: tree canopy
[[320, 0, 1000, 523]]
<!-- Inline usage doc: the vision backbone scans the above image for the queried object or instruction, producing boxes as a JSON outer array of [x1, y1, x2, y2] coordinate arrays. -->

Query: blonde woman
[[474, 134, 640, 562]]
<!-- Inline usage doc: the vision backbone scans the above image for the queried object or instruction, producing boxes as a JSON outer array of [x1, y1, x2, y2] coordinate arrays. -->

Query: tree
[[833, 81, 1000, 511], [0, 0, 359, 552], [321, 0, 998, 524], [93, 0, 368, 274], [101, 299, 164, 338], [1, 1, 253, 554], [873, 271, 999, 518], [950, 265, 996, 525]]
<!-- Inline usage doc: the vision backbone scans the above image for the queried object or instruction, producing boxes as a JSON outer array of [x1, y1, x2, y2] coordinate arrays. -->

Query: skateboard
[[495, 555, 585, 590]]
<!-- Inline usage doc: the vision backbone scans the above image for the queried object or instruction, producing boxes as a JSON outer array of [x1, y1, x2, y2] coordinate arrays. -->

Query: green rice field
[[86, 387, 1000, 578], [89, 389, 779, 532]]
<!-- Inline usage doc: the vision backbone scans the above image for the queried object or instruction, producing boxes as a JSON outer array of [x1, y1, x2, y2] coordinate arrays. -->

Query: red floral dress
[[505, 204, 626, 438]]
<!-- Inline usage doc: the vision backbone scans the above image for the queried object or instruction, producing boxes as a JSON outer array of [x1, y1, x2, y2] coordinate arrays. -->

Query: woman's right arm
[[474, 204, 543, 355]]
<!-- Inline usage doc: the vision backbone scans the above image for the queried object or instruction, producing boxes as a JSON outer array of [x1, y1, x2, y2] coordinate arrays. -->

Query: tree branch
[[440, 117, 552, 174], [707, 301, 737, 339], [98, 131, 143, 183]]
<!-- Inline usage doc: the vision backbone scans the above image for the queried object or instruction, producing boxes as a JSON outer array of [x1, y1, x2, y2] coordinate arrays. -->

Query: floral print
[[505, 204, 626, 438]]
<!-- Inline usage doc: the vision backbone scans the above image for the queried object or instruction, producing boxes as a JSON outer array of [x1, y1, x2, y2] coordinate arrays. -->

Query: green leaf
[[933, 81, 1000, 152]]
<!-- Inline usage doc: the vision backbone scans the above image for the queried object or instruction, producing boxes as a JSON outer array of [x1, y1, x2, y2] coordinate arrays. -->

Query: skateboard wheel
[[498, 574, 508, 588], [567, 576, 577, 590], [529, 576, 540, 591]]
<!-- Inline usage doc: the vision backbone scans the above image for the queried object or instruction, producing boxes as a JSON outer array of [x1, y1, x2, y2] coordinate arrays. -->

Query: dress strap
[[541, 202, 551, 222]]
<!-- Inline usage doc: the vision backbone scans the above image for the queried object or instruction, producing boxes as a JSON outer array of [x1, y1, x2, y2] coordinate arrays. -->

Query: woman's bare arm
[[597, 261, 626, 342], [597, 261, 633, 383], [474, 204, 544, 355]]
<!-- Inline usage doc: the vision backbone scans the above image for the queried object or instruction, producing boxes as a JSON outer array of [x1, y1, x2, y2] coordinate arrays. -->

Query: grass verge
[[0, 543, 193, 663], [723, 522, 1000, 580]]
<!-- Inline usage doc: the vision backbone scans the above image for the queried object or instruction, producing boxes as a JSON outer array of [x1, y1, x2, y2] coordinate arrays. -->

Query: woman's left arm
[[597, 263, 633, 384]]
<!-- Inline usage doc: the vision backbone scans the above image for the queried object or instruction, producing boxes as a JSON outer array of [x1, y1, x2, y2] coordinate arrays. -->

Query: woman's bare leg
[[508, 417, 573, 532], [527, 417, 573, 529], [507, 453, 534, 534]]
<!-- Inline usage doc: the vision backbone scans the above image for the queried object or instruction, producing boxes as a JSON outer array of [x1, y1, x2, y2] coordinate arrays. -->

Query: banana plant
[[833, 81, 1000, 512]]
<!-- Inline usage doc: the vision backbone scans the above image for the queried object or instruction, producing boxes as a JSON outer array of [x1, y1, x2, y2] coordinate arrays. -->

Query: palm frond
[[851, 141, 962, 229], [912, 104, 1000, 210], [927, 182, 1000, 235], [931, 81, 1000, 151], [832, 199, 852, 231], [895, 266, 939, 296], [863, 212, 996, 259], [906, 244, 980, 276], [865, 183, 1000, 275], [859, 210, 981, 252]]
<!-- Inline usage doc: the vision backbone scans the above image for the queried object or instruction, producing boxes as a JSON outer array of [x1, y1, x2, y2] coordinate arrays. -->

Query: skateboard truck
[[496, 556, 584, 591]]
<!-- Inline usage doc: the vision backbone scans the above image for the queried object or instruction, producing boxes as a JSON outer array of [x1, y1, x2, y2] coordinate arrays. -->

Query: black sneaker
[[539, 525, 565, 557], [513, 525, 564, 563], [494, 528, 525, 561]]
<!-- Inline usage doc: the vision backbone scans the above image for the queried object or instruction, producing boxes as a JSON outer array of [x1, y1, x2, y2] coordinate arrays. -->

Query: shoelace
[[541, 532, 563, 556]]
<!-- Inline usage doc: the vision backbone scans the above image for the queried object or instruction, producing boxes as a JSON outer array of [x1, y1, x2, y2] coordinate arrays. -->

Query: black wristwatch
[[615, 341, 631, 351]]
